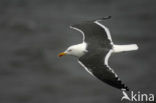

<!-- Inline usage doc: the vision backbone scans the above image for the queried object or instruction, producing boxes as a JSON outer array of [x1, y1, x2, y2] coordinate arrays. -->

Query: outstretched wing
[[70, 20, 113, 49], [78, 50, 129, 91], [70, 17, 129, 90]]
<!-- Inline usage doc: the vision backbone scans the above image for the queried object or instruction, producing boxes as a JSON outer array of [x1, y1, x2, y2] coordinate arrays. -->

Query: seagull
[[58, 16, 138, 93]]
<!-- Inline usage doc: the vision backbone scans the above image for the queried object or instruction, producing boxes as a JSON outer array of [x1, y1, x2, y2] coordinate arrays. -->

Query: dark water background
[[0, 0, 156, 103]]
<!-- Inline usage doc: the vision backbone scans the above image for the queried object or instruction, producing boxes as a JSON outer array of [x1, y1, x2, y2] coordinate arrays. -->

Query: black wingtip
[[95, 16, 112, 21], [122, 85, 129, 91], [125, 86, 130, 91], [101, 16, 112, 20]]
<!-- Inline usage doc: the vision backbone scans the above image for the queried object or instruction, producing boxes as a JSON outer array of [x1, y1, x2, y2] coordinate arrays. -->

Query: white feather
[[65, 42, 88, 57], [113, 44, 138, 53], [94, 21, 113, 45], [78, 60, 94, 76], [70, 26, 85, 42]]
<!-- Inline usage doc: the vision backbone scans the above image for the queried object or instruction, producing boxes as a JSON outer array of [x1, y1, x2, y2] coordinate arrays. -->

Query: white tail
[[113, 44, 138, 53]]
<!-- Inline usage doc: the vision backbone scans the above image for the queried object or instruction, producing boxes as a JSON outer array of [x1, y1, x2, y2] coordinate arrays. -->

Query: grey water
[[0, 0, 156, 103]]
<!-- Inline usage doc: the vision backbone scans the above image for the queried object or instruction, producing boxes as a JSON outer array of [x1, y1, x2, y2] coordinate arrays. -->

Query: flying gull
[[58, 16, 138, 94]]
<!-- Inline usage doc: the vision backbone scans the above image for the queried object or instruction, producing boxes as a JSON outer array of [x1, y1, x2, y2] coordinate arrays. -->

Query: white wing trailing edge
[[70, 26, 85, 42], [94, 21, 113, 45], [63, 17, 138, 91]]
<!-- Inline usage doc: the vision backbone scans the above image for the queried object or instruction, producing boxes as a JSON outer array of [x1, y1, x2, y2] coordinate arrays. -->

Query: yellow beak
[[58, 52, 67, 57]]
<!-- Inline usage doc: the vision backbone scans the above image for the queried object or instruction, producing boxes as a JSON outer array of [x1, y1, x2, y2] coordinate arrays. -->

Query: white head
[[58, 43, 87, 58]]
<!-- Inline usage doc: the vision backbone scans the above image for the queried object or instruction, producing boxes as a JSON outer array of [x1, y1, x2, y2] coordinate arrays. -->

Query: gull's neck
[[73, 42, 88, 58]]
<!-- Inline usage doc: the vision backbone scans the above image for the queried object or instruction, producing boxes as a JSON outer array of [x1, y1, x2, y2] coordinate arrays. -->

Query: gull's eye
[[68, 49, 72, 52]]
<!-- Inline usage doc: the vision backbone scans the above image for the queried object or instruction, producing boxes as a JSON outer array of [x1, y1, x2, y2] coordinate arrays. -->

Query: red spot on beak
[[58, 52, 67, 57]]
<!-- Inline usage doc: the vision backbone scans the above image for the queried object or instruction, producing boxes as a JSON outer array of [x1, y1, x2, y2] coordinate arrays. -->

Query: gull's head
[[58, 43, 87, 58]]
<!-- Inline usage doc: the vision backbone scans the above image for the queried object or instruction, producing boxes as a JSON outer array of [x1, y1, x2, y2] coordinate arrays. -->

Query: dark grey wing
[[70, 21, 113, 49], [79, 50, 129, 91]]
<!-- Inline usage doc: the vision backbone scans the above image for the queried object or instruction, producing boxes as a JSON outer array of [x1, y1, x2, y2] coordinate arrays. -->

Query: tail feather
[[113, 44, 138, 53]]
